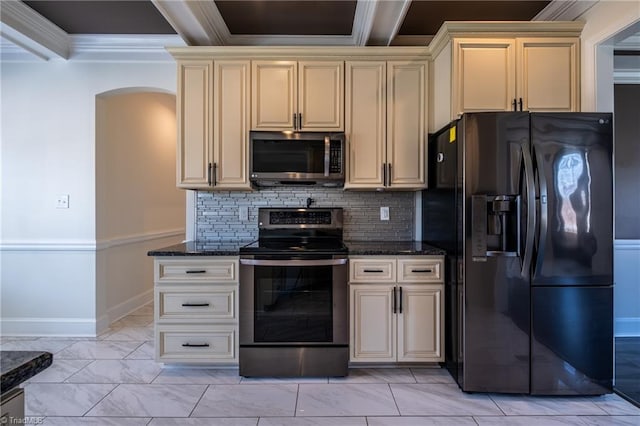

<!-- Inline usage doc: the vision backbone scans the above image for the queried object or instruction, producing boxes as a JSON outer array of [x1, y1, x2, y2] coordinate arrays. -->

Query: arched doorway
[[95, 88, 185, 331]]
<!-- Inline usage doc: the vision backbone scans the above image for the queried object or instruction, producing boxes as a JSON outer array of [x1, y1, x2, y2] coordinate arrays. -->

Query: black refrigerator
[[423, 112, 613, 395]]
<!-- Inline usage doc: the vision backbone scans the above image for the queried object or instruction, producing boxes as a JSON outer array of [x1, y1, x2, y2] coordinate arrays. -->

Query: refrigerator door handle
[[533, 146, 547, 278], [521, 145, 536, 277]]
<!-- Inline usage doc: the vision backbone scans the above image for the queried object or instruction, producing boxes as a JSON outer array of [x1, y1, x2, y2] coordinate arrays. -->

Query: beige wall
[[95, 91, 185, 331]]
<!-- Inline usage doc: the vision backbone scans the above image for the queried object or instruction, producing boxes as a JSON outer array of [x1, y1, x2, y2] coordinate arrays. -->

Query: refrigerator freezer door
[[531, 285, 613, 395], [462, 112, 531, 393], [531, 113, 613, 286]]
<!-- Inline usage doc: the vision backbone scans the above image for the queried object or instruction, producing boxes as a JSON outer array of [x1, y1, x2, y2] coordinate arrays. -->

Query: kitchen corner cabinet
[[176, 59, 251, 190], [345, 61, 427, 190], [251, 60, 344, 131], [451, 37, 579, 117], [154, 257, 239, 364], [349, 256, 444, 363]]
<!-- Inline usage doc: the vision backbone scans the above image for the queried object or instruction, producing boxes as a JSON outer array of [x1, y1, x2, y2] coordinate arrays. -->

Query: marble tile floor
[[1, 304, 639, 426]]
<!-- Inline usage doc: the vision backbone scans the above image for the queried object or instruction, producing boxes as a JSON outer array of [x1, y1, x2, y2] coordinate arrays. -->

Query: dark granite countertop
[[1, 351, 52, 393], [147, 240, 254, 256], [345, 241, 446, 256], [148, 240, 446, 256]]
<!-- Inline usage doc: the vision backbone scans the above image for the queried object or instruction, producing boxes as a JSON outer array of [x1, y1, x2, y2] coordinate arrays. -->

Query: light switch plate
[[380, 206, 390, 221]]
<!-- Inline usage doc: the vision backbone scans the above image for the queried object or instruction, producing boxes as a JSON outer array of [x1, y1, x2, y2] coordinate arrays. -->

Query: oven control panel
[[258, 208, 343, 230], [269, 211, 331, 225]]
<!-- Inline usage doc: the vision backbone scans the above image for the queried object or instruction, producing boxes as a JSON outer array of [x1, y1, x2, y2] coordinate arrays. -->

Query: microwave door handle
[[324, 136, 330, 177]]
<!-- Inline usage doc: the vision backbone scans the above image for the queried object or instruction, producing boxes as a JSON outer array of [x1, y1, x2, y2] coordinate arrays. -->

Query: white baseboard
[[99, 289, 154, 334], [0, 317, 97, 337], [616, 318, 640, 337], [2, 290, 154, 337]]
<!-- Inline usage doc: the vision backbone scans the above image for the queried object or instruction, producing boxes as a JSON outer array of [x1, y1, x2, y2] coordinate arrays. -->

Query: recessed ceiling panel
[[399, 1, 551, 35], [215, 1, 357, 35], [24, 0, 176, 34]]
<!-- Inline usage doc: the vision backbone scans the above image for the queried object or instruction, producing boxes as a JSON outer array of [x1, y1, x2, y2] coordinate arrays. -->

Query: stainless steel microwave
[[249, 131, 345, 187]]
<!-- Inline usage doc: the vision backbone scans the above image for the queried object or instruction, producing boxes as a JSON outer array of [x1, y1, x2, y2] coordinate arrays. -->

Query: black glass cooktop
[[240, 238, 347, 255]]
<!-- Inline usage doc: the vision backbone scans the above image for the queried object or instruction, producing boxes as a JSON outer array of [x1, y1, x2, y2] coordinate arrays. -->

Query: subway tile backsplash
[[196, 188, 415, 241]]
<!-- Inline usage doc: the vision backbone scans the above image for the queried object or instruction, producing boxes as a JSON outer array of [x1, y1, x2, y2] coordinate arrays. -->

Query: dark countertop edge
[[147, 241, 252, 257], [1, 351, 52, 393], [344, 241, 446, 256], [148, 240, 446, 256]]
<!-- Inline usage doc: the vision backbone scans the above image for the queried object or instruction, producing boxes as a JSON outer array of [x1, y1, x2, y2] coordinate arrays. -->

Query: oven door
[[239, 255, 348, 346]]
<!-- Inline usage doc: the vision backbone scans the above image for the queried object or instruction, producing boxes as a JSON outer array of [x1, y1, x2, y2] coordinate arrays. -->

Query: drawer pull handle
[[363, 269, 385, 273], [182, 343, 210, 348], [185, 270, 207, 274], [181, 303, 210, 307], [411, 269, 433, 273]]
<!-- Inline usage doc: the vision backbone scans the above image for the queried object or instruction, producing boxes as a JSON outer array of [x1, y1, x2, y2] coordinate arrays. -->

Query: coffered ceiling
[[1, 0, 636, 62], [0, 0, 568, 60]]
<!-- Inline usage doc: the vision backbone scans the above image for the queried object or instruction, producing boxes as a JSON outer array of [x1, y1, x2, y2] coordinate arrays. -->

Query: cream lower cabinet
[[251, 60, 344, 131], [349, 256, 444, 363], [345, 61, 427, 190], [154, 257, 239, 364], [176, 59, 251, 190]]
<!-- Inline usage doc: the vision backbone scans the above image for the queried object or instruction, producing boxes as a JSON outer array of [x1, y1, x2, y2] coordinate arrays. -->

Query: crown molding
[[533, 0, 598, 21], [167, 45, 429, 60], [429, 21, 585, 58], [69, 35, 186, 61], [0, 0, 70, 60]]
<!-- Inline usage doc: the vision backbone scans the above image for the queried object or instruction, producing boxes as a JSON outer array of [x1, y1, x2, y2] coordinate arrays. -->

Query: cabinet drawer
[[398, 258, 443, 283], [156, 286, 236, 321], [350, 258, 396, 283], [156, 325, 236, 363], [155, 258, 237, 282]]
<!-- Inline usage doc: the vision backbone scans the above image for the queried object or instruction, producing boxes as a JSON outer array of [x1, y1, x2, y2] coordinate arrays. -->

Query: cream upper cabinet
[[387, 61, 427, 189], [213, 60, 251, 189], [345, 61, 386, 188], [517, 38, 579, 112], [252, 60, 344, 131], [452, 39, 516, 114], [450, 37, 579, 118], [345, 60, 427, 190], [176, 60, 213, 189], [176, 59, 251, 190]]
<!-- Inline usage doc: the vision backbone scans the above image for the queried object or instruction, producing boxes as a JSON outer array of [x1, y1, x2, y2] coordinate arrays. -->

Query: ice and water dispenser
[[471, 194, 520, 261]]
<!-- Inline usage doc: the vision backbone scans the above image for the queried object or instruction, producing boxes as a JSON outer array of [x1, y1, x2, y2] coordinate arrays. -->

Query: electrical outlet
[[239, 206, 249, 221], [56, 194, 69, 209], [380, 206, 390, 221]]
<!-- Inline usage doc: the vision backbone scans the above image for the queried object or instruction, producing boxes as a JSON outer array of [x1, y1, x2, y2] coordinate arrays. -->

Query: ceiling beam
[[0, 0, 70, 60], [151, 0, 226, 45], [352, 0, 381, 46], [365, 0, 412, 46], [151, 0, 386, 47]]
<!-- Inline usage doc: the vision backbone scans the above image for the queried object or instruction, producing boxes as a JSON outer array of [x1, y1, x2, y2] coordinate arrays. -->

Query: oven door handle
[[239, 258, 347, 267]]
